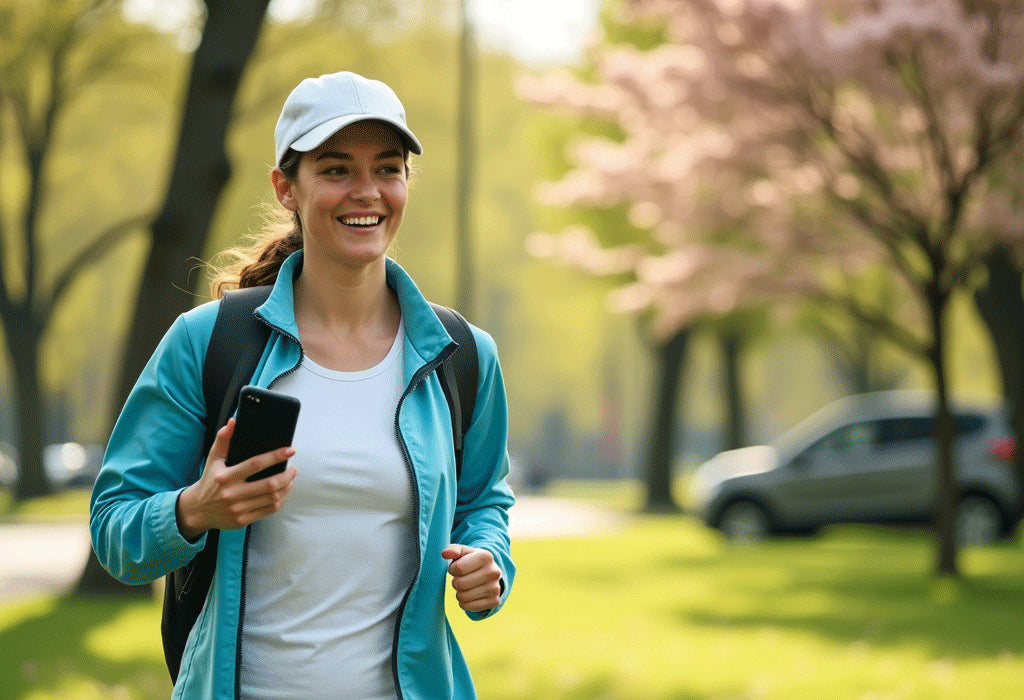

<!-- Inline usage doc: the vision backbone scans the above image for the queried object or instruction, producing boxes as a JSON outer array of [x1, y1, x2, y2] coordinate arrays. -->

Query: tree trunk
[[927, 286, 958, 576], [972, 250, 1024, 501], [721, 330, 746, 450], [642, 326, 691, 513], [76, 0, 270, 597], [112, 0, 271, 416], [8, 316, 51, 500]]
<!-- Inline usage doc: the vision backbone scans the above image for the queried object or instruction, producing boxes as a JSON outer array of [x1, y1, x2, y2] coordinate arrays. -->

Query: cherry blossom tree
[[524, 0, 1024, 575], [521, 13, 888, 514]]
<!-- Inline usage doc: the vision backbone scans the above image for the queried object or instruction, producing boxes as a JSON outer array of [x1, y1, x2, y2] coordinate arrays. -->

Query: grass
[[453, 519, 1024, 699], [0, 488, 91, 521], [3, 485, 1024, 698]]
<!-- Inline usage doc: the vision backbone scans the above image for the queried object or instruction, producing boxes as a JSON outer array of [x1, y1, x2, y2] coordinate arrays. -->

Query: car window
[[871, 412, 986, 446], [954, 413, 985, 436], [876, 417, 932, 446], [821, 421, 877, 452]]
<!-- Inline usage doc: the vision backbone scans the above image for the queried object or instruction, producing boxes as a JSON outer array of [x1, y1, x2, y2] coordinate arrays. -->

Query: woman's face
[[273, 120, 408, 271]]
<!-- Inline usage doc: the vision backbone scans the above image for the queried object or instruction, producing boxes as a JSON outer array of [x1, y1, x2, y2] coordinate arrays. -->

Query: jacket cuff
[[154, 488, 208, 555]]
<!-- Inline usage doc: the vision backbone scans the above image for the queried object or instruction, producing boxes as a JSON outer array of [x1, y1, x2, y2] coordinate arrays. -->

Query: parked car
[[688, 391, 1021, 544], [44, 442, 104, 488], [0, 441, 103, 491], [0, 441, 16, 489]]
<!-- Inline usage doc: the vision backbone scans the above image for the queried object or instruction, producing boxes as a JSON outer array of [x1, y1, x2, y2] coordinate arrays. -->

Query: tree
[[111, 0, 271, 416], [530, 0, 1024, 575], [974, 252, 1024, 503], [76, 0, 272, 596], [520, 19, 829, 510], [0, 0, 158, 500]]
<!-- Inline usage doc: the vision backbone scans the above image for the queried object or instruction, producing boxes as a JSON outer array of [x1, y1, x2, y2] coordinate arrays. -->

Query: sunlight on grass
[[0, 489, 90, 521], [0, 596, 170, 700], [85, 604, 164, 662], [4, 493, 1024, 699], [544, 476, 693, 512], [450, 516, 1024, 699]]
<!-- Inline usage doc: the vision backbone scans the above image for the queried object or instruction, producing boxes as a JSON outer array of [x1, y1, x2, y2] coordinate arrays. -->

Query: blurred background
[[3, 0, 1024, 697]]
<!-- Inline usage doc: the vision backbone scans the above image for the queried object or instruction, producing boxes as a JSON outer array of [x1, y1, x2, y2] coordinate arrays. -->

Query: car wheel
[[717, 500, 769, 543], [953, 494, 1002, 546]]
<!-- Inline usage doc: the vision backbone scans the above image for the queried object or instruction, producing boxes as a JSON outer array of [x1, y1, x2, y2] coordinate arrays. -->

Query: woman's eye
[[323, 166, 348, 175]]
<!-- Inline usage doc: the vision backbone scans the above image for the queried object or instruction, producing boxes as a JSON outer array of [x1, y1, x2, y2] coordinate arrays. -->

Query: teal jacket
[[90, 252, 516, 699]]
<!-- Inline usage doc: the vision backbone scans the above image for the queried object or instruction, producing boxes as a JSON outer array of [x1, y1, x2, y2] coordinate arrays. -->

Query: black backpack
[[160, 285, 479, 682]]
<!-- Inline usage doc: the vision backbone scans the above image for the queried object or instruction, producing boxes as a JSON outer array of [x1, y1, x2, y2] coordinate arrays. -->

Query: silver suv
[[688, 391, 1022, 543]]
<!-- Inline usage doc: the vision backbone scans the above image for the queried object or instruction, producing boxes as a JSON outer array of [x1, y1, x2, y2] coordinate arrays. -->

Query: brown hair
[[207, 140, 414, 299], [208, 149, 304, 298]]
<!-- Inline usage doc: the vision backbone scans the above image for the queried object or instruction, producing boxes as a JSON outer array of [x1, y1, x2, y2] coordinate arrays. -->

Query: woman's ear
[[271, 167, 297, 211]]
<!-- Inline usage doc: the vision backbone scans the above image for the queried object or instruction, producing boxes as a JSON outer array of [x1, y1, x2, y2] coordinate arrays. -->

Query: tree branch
[[800, 88, 927, 245], [903, 48, 956, 192], [809, 288, 929, 357], [828, 189, 924, 289], [43, 213, 152, 319]]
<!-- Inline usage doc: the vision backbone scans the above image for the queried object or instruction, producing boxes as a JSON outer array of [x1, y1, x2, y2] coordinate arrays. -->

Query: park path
[[0, 495, 625, 602]]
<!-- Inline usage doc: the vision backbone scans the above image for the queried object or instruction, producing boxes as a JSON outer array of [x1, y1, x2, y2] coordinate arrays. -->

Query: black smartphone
[[224, 385, 301, 482]]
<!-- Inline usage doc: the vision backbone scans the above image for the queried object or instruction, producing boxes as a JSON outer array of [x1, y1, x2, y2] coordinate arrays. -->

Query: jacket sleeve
[[450, 326, 516, 620], [89, 310, 213, 585]]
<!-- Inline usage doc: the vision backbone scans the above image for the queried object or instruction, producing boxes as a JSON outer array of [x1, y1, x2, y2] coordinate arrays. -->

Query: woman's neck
[[292, 256, 401, 371]]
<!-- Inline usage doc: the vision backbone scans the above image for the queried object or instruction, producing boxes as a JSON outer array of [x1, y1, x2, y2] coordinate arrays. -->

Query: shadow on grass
[[470, 652, 708, 700], [0, 594, 171, 699], [664, 526, 1024, 660]]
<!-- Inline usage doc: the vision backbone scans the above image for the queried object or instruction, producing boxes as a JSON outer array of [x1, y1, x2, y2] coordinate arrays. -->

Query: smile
[[340, 215, 383, 227]]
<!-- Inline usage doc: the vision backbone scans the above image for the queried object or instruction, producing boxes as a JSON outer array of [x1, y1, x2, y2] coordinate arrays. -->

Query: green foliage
[[0, 0, 187, 443], [599, 2, 669, 50], [0, 0, 1007, 481], [3, 505, 1024, 699]]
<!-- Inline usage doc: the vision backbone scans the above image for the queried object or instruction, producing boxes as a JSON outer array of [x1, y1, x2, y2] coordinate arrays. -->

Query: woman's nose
[[349, 171, 379, 201]]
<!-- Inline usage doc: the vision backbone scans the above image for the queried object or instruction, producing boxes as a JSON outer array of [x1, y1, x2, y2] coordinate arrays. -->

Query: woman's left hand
[[441, 544, 502, 612]]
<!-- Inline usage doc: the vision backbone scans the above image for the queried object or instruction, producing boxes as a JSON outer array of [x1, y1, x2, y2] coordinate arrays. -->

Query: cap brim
[[289, 114, 423, 157]]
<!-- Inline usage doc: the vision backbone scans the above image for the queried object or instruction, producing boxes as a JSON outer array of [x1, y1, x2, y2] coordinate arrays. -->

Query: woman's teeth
[[341, 216, 382, 226]]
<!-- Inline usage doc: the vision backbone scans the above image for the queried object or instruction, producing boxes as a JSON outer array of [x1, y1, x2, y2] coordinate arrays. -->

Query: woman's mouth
[[339, 215, 383, 227]]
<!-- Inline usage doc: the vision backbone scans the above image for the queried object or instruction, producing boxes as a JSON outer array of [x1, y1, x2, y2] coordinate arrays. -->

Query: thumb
[[442, 544, 471, 561]]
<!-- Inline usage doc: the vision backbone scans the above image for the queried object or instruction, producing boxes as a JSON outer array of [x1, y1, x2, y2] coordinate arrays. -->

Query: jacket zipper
[[234, 318, 303, 700], [226, 309, 454, 699], [390, 345, 455, 700]]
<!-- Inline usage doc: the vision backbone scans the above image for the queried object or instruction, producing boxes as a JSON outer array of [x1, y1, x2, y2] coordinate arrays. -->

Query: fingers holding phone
[[176, 386, 301, 541], [225, 386, 301, 482]]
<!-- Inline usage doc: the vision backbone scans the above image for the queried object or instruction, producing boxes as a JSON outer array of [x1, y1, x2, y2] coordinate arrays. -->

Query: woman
[[90, 71, 516, 699]]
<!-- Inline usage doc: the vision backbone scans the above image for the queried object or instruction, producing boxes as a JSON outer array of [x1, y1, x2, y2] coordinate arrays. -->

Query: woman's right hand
[[175, 418, 297, 542]]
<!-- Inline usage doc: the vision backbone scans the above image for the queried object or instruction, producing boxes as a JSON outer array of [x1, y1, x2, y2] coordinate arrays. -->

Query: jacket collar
[[255, 249, 455, 364]]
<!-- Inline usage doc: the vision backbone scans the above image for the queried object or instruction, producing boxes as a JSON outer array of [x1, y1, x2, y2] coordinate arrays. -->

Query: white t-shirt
[[239, 322, 416, 700]]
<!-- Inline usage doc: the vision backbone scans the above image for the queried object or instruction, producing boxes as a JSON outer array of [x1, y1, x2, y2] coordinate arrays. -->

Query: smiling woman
[[90, 70, 516, 700], [272, 121, 410, 291]]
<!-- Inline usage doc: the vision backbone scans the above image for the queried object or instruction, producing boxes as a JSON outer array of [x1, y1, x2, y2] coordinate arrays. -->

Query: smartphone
[[224, 385, 301, 482]]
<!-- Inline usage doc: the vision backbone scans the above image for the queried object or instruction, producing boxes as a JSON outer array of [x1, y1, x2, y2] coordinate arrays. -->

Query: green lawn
[[3, 491, 1024, 699]]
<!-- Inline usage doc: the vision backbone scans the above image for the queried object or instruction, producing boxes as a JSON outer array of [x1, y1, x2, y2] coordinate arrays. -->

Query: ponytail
[[208, 150, 303, 298]]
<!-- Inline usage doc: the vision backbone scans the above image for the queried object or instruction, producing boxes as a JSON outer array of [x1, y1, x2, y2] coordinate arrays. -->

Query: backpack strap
[[162, 285, 272, 683], [430, 303, 478, 479], [202, 286, 274, 452]]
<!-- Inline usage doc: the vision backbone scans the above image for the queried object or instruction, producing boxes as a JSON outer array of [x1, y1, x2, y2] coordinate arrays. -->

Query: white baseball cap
[[274, 71, 422, 167]]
